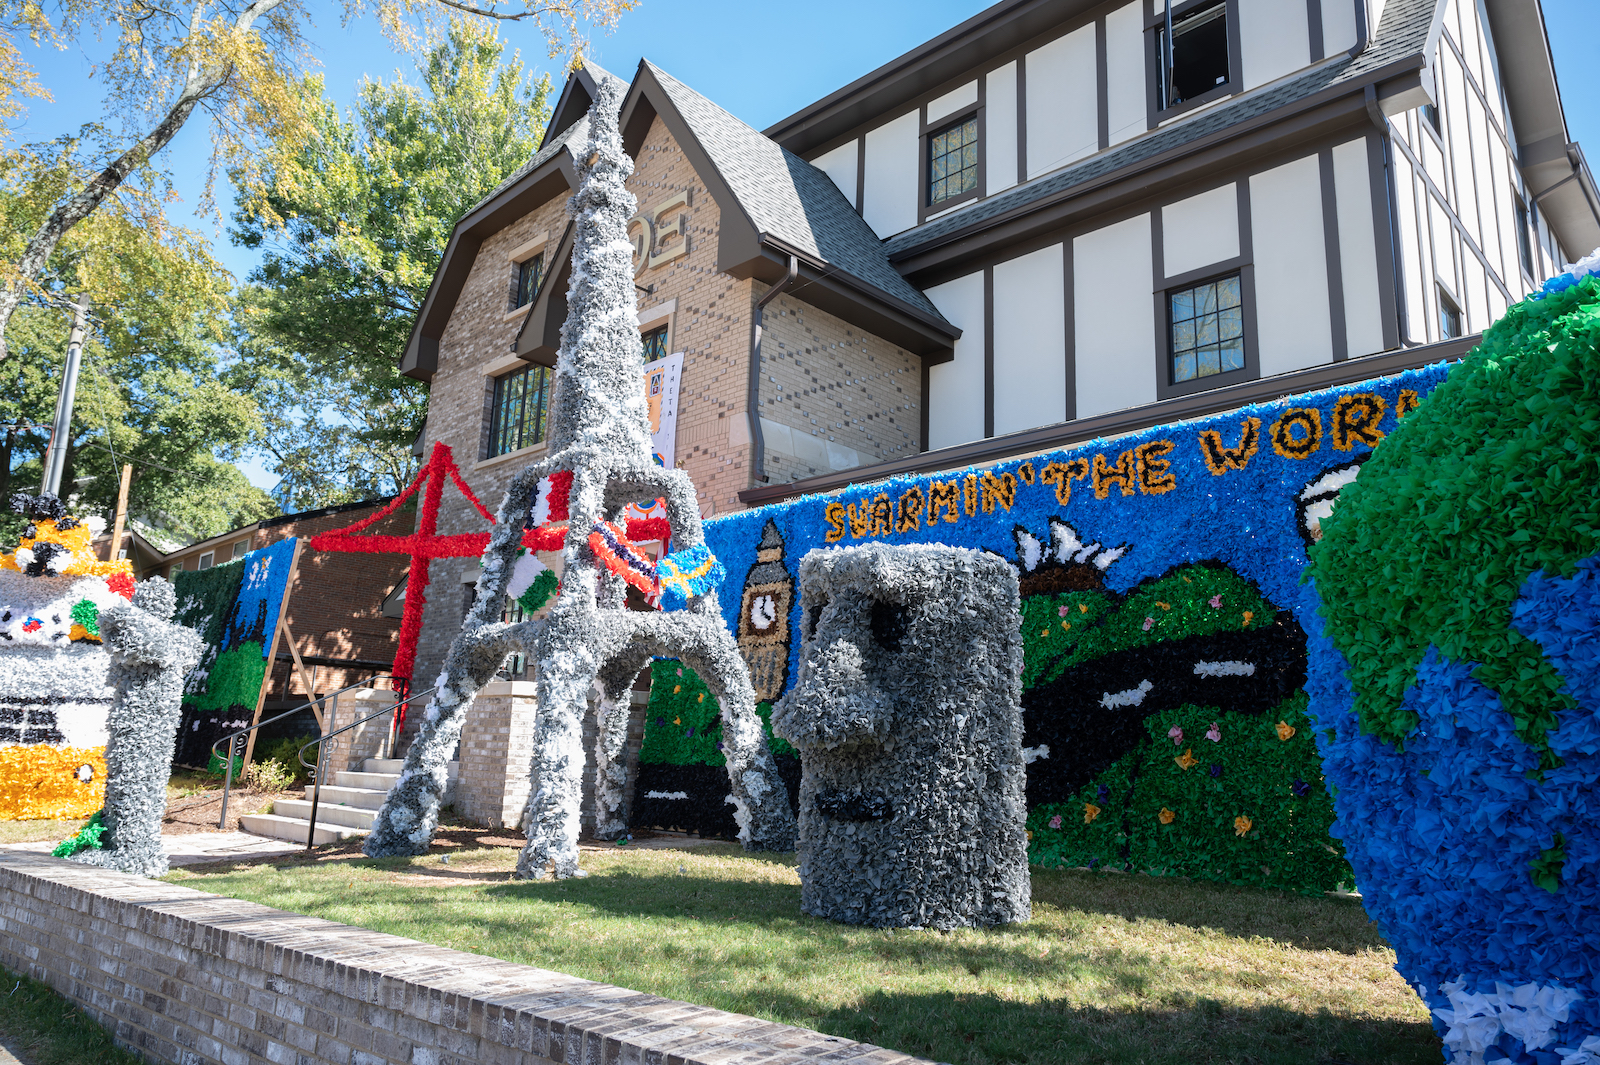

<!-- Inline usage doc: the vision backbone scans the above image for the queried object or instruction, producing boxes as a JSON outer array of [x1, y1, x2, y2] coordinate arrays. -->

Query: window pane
[[928, 116, 979, 206], [1218, 275, 1241, 308], [1165, 0, 1229, 108], [1169, 272, 1243, 386], [1173, 319, 1196, 352]]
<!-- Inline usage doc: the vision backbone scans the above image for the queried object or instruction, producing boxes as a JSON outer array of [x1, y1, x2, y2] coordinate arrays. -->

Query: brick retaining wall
[[0, 852, 924, 1065]]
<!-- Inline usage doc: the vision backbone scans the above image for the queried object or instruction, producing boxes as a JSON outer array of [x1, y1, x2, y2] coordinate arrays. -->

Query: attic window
[[927, 115, 979, 207], [512, 253, 543, 310], [1159, 0, 1230, 110]]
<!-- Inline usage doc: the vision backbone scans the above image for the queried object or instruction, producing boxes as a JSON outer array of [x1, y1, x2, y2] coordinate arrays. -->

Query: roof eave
[[399, 149, 580, 382], [888, 54, 1425, 280]]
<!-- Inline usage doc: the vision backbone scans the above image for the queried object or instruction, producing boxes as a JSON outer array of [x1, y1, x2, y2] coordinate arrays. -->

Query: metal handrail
[[296, 684, 439, 850], [210, 675, 400, 830]]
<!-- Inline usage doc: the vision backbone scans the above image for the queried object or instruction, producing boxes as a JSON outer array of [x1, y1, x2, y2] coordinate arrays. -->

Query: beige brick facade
[[757, 294, 922, 483], [406, 114, 926, 739]]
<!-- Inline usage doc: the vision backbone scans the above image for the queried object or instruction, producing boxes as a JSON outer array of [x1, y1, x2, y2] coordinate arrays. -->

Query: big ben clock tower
[[736, 520, 794, 703]]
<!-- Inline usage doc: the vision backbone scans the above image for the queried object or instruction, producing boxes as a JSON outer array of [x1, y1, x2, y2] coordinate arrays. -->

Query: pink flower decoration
[[1058, 605, 1071, 617], [1206, 722, 1221, 743], [1168, 725, 1184, 745], [1209, 594, 1223, 608], [1047, 814, 1062, 829], [1142, 616, 1155, 631]]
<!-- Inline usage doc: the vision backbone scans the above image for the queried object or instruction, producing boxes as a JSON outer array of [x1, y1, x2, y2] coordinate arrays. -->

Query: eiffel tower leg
[[363, 621, 535, 857], [592, 642, 652, 841], [515, 620, 600, 879], [656, 607, 797, 852]]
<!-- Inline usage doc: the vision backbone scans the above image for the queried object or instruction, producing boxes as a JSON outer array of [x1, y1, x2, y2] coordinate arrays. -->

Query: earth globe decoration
[[1305, 250, 1600, 1065]]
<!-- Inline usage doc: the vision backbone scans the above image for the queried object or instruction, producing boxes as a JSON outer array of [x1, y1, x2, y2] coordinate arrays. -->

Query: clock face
[[749, 594, 777, 631]]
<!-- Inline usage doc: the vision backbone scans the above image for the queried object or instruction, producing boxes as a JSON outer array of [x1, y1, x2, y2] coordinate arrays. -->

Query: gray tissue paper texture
[[774, 543, 1030, 929], [362, 77, 794, 877]]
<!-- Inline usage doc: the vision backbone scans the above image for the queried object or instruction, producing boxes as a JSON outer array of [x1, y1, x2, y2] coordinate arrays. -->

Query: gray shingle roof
[[479, 63, 629, 205], [884, 0, 1441, 257], [645, 62, 946, 320]]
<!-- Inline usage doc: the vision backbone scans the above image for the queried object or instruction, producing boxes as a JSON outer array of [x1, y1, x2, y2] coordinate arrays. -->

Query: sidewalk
[[0, 830, 304, 867]]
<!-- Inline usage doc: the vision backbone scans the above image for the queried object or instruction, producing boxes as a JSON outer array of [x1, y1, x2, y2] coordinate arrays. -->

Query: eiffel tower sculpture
[[363, 80, 797, 877]]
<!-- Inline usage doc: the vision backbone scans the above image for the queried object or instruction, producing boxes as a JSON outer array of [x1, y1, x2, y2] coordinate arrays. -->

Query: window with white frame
[[1437, 287, 1462, 340], [198, 552, 214, 570], [232, 540, 250, 559], [1168, 274, 1244, 384]]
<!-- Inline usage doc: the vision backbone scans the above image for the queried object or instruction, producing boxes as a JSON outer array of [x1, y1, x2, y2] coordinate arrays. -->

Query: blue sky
[[10, 0, 1599, 491]]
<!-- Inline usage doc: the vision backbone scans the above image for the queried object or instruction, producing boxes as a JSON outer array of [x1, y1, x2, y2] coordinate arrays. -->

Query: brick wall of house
[[0, 852, 923, 1065], [757, 295, 922, 484]]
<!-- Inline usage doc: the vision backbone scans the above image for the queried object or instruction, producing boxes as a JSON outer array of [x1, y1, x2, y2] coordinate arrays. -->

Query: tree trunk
[[0, 428, 12, 504]]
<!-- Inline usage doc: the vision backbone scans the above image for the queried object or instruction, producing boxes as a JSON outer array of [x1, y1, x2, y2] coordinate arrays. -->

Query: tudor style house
[[400, 0, 1597, 692]]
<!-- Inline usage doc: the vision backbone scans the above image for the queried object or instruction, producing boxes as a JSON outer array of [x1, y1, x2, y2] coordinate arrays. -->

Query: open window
[[1158, 0, 1232, 112]]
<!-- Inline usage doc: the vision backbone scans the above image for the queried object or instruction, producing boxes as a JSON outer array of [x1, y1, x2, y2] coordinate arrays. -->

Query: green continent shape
[[1027, 696, 1349, 895], [182, 641, 267, 712], [1307, 276, 1600, 752], [1021, 563, 1273, 691], [639, 659, 793, 765]]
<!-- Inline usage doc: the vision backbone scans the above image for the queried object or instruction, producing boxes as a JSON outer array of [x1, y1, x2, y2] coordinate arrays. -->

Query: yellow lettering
[[1269, 408, 1323, 459], [1332, 393, 1387, 450], [1092, 451, 1137, 499], [1136, 440, 1177, 495], [824, 502, 847, 543], [1040, 459, 1090, 505], [1197, 417, 1261, 475], [980, 471, 1017, 513]]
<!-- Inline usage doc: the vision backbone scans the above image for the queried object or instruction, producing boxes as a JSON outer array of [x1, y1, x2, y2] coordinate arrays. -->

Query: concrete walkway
[[0, 830, 304, 867]]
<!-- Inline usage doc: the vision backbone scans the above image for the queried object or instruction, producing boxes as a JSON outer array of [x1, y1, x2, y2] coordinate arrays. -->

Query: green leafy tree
[[0, 0, 634, 358], [0, 185, 276, 547], [231, 18, 553, 509]]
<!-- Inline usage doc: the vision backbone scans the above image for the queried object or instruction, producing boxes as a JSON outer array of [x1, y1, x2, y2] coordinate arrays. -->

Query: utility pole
[[108, 462, 132, 561], [41, 292, 89, 497]]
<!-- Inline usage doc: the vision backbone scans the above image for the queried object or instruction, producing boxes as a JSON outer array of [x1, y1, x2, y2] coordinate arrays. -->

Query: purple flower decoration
[[1291, 779, 1311, 797], [1089, 858, 1100, 870], [1097, 785, 1110, 801], [1209, 764, 1223, 778], [686, 727, 695, 737], [655, 717, 664, 726]]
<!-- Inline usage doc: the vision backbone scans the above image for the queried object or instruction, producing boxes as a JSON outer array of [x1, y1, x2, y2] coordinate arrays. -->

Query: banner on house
[[643, 352, 683, 469]]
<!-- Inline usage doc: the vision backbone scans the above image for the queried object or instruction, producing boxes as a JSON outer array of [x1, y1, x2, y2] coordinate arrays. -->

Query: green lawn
[[0, 966, 144, 1065], [167, 838, 1440, 1065]]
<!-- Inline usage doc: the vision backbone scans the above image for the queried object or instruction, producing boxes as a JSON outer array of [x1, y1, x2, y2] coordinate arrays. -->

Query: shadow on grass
[[773, 987, 1440, 1065]]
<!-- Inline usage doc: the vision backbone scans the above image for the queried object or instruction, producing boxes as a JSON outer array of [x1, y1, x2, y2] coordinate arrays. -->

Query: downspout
[[747, 253, 798, 485], [1366, 84, 1410, 347]]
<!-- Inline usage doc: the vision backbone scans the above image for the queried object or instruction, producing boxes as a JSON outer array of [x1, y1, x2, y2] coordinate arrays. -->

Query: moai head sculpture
[[772, 542, 1029, 929]]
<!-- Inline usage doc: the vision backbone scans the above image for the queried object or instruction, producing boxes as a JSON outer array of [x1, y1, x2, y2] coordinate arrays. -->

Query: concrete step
[[308, 784, 389, 810], [333, 771, 400, 790], [273, 799, 377, 830], [363, 758, 458, 777], [237, 813, 365, 846]]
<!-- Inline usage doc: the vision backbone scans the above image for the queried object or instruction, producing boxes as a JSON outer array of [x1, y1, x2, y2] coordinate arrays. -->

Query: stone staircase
[[239, 758, 459, 846]]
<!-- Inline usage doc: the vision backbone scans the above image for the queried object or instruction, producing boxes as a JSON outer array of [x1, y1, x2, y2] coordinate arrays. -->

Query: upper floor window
[[198, 552, 214, 571], [1515, 197, 1536, 279], [641, 324, 669, 363], [1159, 0, 1230, 111], [928, 115, 979, 208], [1437, 287, 1462, 340], [488, 364, 552, 458], [1420, 102, 1442, 138], [232, 540, 250, 559], [512, 253, 543, 310], [1169, 274, 1243, 384]]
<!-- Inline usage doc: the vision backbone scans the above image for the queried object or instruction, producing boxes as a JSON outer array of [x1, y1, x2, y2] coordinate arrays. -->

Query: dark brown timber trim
[[738, 333, 1479, 506]]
